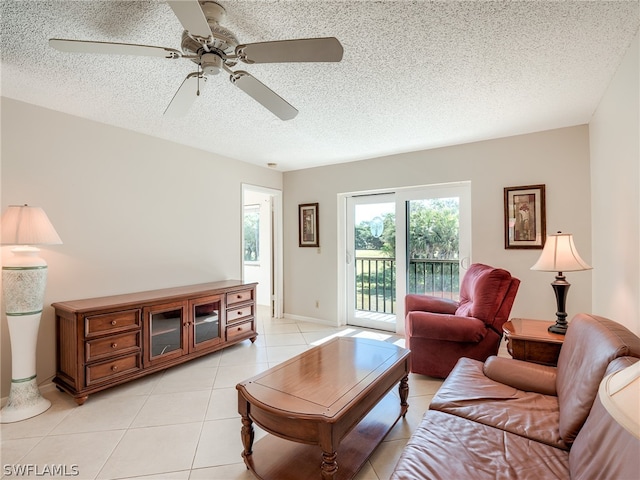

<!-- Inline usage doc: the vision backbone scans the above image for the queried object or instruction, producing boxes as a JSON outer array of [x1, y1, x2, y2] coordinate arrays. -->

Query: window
[[243, 205, 260, 262]]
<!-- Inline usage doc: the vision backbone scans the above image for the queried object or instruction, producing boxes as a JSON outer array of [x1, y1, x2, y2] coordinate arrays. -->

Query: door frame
[[242, 184, 283, 318]]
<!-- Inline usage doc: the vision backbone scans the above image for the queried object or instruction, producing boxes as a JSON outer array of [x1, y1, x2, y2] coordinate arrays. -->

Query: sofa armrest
[[405, 294, 458, 314], [406, 312, 487, 342], [483, 356, 557, 396]]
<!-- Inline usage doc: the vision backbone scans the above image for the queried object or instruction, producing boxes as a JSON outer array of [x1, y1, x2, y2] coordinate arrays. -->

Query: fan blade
[[164, 72, 206, 117], [167, 0, 212, 39], [236, 37, 343, 64], [49, 39, 181, 58], [230, 71, 298, 121]]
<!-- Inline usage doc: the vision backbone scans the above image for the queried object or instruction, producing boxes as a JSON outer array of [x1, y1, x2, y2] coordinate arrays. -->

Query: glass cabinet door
[[190, 295, 223, 351], [144, 301, 187, 366]]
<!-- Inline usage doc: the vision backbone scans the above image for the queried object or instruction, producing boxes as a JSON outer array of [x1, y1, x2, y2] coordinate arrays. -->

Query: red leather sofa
[[391, 313, 640, 479]]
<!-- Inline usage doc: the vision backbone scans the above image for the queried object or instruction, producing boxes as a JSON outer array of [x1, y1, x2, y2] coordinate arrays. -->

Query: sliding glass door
[[346, 194, 396, 331], [344, 183, 470, 332]]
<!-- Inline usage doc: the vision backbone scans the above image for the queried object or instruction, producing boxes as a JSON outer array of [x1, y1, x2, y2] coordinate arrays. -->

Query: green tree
[[354, 222, 384, 250], [408, 199, 459, 259], [243, 210, 259, 261], [354, 199, 459, 259]]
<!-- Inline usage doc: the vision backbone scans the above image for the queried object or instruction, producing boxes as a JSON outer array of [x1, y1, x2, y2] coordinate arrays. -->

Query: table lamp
[[531, 232, 591, 334], [1, 205, 62, 423]]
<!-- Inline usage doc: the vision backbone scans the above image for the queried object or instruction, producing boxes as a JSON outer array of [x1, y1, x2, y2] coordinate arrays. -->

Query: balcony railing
[[355, 257, 459, 314]]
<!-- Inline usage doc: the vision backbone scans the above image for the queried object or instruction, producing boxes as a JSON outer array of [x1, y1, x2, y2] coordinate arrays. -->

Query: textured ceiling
[[1, 1, 639, 171]]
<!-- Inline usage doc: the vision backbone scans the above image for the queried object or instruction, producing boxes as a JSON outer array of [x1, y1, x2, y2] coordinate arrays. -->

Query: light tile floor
[[1, 309, 464, 480]]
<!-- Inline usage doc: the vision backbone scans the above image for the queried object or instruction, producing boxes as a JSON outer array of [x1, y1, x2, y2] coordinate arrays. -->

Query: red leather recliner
[[405, 263, 520, 378]]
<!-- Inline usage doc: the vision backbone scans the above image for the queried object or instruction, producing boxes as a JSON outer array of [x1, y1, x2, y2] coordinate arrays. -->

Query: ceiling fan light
[[201, 53, 222, 75], [200, 1, 226, 24]]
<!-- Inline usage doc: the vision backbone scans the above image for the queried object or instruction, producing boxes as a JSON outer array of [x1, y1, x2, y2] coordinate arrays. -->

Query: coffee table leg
[[399, 375, 409, 417], [321, 450, 338, 479], [240, 414, 255, 457]]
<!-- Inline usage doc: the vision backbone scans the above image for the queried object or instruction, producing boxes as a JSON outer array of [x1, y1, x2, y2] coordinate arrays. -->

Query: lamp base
[[0, 377, 51, 423], [2, 247, 51, 423], [548, 321, 568, 335], [548, 275, 570, 335]]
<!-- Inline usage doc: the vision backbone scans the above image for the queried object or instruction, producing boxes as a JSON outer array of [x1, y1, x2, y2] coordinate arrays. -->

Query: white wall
[[0, 98, 282, 396], [283, 126, 593, 329], [589, 31, 640, 334]]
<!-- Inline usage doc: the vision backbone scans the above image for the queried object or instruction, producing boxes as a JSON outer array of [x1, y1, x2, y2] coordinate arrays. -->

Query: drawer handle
[[111, 320, 117, 326], [237, 294, 242, 299], [237, 327, 242, 331], [111, 365, 118, 372], [111, 343, 118, 349], [237, 311, 242, 315]]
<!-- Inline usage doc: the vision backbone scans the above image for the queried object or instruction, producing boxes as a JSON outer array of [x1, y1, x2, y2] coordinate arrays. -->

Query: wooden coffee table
[[236, 336, 410, 480]]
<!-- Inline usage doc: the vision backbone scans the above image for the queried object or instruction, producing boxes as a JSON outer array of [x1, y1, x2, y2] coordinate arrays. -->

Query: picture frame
[[504, 184, 546, 249], [299, 203, 319, 247]]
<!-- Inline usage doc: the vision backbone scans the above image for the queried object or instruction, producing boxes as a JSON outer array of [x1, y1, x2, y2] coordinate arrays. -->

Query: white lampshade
[[531, 232, 591, 272], [599, 362, 640, 439], [1, 205, 62, 246]]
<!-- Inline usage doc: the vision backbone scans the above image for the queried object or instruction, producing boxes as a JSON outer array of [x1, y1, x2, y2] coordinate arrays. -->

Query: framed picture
[[504, 184, 546, 249], [299, 203, 319, 247]]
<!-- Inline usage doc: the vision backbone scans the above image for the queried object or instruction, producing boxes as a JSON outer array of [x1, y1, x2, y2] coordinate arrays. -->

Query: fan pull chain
[[197, 65, 201, 96]]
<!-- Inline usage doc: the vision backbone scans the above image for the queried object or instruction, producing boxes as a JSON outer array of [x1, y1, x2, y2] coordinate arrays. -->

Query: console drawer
[[86, 353, 141, 386], [85, 331, 141, 362], [227, 305, 254, 324], [226, 289, 254, 306], [227, 320, 254, 341], [85, 309, 141, 338]]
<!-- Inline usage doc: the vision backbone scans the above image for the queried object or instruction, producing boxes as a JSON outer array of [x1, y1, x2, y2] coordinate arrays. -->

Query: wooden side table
[[503, 318, 565, 366]]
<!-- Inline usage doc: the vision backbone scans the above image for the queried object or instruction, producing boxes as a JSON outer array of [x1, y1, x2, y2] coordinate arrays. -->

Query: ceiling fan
[[49, 0, 343, 120]]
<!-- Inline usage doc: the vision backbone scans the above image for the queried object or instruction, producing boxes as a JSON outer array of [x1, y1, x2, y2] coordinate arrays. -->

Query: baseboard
[[283, 313, 342, 327], [40, 377, 57, 393]]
